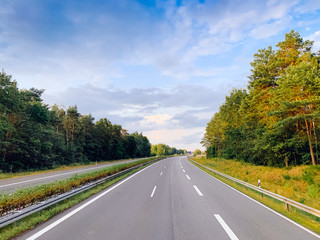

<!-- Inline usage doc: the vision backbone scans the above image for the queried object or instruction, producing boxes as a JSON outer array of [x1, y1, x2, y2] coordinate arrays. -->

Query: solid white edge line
[[193, 185, 204, 196], [0, 166, 109, 188], [186, 175, 191, 180], [0, 160, 140, 188], [26, 161, 160, 240], [214, 214, 239, 240], [151, 186, 157, 197], [193, 164, 320, 239]]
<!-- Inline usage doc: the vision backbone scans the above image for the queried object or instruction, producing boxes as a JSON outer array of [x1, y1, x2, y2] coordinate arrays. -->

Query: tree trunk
[[305, 120, 316, 165], [284, 156, 289, 168], [312, 121, 319, 163]]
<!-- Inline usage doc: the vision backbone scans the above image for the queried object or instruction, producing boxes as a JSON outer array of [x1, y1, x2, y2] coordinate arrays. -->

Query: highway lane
[[18, 156, 320, 240], [0, 158, 146, 193]]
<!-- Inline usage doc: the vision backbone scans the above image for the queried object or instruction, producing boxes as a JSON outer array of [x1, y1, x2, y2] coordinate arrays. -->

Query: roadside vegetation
[[202, 30, 320, 167], [191, 157, 320, 234], [0, 163, 151, 240], [0, 157, 151, 180], [0, 157, 161, 216], [193, 157, 320, 210], [151, 143, 186, 156]]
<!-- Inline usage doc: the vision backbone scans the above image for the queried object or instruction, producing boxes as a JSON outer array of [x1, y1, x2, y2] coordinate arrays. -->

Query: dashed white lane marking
[[182, 169, 186, 173], [195, 166, 320, 239], [151, 186, 157, 197], [25, 162, 159, 240], [160, 171, 163, 176], [214, 214, 239, 240], [164, 166, 166, 168], [186, 175, 191, 180], [193, 185, 203, 196], [181, 166, 183, 169]]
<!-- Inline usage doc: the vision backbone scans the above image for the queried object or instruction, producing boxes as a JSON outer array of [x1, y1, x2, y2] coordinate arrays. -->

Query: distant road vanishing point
[[18, 156, 320, 240]]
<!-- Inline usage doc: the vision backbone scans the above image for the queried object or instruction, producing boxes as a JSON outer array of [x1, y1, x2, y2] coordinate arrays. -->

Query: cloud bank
[[1, 0, 320, 150]]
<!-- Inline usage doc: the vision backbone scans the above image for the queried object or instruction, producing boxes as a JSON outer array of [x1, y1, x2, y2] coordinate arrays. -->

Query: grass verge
[[192, 157, 320, 210], [0, 157, 155, 180], [0, 157, 161, 216], [190, 160, 320, 235], [0, 163, 150, 240]]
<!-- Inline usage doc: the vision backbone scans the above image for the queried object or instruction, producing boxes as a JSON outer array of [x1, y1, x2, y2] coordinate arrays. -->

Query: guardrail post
[[286, 203, 290, 212]]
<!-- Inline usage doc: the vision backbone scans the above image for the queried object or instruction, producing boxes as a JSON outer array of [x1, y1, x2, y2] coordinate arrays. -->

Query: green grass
[[0, 164, 151, 240], [0, 157, 154, 180], [191, 160, 320, 235], [192, 157, 320, 210], [0, 157, 161, 216]]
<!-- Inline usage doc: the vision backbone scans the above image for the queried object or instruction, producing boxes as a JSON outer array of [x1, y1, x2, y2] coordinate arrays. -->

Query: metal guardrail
[[0, 158, 160, 229], [189, 159, 320, 218]]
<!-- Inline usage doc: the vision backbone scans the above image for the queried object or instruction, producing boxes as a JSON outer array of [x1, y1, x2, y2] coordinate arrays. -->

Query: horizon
[[1, 0, 320, 151]]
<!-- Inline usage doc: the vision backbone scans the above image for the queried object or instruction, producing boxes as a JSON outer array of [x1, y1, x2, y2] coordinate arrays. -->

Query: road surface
[[0, 158, 144, 193], [18, 156, 320, 240]]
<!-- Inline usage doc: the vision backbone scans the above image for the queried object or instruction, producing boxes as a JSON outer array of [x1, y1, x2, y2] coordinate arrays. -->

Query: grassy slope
[[0, 165, 148, 240], [193, 157, 320, 210]]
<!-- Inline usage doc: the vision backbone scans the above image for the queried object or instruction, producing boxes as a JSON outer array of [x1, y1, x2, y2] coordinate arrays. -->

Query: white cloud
[[144, 127, 205, 151], [250, 17, 292, 39], [2, 0, 320, 151], [2, 0, 318, 84], [140, 114, 173, 128], [306, 30, 320, 51], [43, 83, 224, 150], [294, 0, 320, 14]]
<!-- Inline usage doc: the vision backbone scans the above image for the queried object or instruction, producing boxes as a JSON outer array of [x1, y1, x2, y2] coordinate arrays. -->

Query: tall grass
[[192, 163, 320, 234], [193, 157, 320, 210]]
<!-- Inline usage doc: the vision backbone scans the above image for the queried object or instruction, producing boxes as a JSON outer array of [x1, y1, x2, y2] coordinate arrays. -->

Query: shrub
[[307, 184, 320, 198], [282, 174, 291, 180]]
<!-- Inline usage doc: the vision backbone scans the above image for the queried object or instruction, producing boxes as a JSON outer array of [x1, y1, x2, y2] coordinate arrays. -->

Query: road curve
[[18, 156, 320, 240]]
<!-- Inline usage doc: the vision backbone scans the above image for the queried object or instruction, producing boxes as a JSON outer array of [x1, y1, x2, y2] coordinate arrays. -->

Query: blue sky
[[1, 0, 320, 151]]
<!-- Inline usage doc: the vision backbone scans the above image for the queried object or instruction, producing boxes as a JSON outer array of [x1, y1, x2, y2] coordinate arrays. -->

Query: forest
[[203, 30, 320, 167], [0, 72, 153, 172]]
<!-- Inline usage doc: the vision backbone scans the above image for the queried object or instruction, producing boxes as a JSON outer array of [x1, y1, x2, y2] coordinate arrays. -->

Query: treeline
[[203, 30, 320, 167], [0, 71, 151, 172], [151, 143, 186, 156]]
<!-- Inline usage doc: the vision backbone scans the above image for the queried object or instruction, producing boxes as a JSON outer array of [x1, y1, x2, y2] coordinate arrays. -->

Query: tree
[[203, 30, 319, 166], [193, 149, 202, 156], [270, 62, 320, 165]]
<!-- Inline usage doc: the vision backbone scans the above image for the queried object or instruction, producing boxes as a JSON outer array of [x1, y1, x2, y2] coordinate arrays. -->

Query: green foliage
[[193, 149, 202, 156], [151, 143, 185, 156], [203, 30, 320, 167], [0, 158, 156, 216], [302, 169, 316, 184], [307, 184, 320, 198], [0, 71, 152, 172], [282, 174, 291, 180]]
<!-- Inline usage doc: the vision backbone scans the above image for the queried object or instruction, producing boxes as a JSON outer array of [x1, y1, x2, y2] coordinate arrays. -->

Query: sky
[[1, 0, 320, 151]]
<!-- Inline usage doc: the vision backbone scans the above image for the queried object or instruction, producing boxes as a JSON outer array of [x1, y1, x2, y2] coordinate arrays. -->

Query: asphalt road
[[0, 158, 143, 193], [18, 156, 320, 240]]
